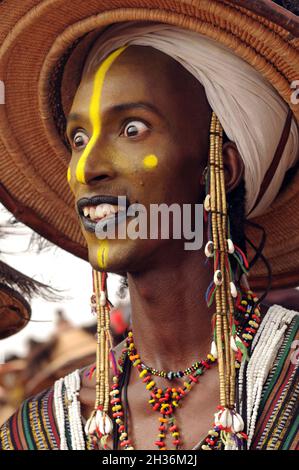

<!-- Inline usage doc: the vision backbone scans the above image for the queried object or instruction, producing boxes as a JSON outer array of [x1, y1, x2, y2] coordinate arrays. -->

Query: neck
[[127, 246, 213, 373]]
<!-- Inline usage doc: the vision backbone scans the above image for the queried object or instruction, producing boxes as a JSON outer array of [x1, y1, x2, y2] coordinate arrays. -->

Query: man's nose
[[75, 144, 116, 186]]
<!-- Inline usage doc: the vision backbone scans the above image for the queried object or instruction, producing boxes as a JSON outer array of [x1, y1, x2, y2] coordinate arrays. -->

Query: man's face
[[66, 45, 211, 273]]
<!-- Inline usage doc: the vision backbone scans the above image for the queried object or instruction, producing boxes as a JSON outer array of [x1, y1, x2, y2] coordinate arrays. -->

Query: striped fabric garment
[[0, 307, 298, 450]]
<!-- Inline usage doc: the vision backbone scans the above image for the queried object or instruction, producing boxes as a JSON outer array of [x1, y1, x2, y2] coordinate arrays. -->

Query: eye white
[[73, 130, 89, 149], [123, 120, 148, 137]]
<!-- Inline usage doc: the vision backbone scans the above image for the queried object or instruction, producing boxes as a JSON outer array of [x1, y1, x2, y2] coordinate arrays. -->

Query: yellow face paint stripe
[[75, 46, 127, 184], [97, 240, 109, 269], [143, 154, 158, 169], [67, 166, 71, 183]]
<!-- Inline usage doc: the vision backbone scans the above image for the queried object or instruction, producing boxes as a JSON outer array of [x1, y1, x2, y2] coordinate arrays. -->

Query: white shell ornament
[[84, 415, 97, 436], [230, 281, 238, 298], [204, 241, 214, 258], [227, 239, 235, 254], [99, 291, 106, 307], [204, 194, 211, 211], [232, 413, 244, 433], [210, 340, 218, 358], [214, 270, 223, 286], [220, 408, 233, 428], [95, 409, 113, 435]]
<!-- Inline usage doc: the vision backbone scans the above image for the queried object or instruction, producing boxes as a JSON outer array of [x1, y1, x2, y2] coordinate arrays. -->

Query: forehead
[[69, 45, 201, 116]]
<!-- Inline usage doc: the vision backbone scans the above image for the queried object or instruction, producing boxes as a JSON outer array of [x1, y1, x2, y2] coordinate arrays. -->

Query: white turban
[[82, 22, 299, 218]]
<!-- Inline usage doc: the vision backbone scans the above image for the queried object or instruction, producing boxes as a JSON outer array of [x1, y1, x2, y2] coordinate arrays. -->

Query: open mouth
[[77, 195, 129, 233]]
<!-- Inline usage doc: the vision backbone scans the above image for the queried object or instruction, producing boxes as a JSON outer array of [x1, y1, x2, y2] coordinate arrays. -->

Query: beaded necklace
[[110, 330, 217, 450], [84, 287, 259, 450]]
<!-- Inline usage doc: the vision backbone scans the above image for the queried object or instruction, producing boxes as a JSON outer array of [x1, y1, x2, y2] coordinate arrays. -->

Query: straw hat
[[0, 1, 298, 289], [0, 284, 31, 339]]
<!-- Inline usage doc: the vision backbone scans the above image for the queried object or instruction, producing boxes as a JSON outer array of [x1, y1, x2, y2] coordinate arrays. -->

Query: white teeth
[[84, 204, 119, 221], [89, 206, 96, 220]]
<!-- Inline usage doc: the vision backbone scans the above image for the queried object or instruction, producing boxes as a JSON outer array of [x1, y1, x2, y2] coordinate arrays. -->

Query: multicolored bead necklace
[[109, 330, 217, 450]]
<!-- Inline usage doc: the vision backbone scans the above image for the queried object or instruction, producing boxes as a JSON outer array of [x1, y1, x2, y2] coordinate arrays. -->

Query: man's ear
[[222, 141, 245, 192]]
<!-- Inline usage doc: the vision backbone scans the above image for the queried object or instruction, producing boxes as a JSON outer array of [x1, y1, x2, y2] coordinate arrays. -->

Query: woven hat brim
[[0, 284, 31, 339], [0, 0, 298, 289]]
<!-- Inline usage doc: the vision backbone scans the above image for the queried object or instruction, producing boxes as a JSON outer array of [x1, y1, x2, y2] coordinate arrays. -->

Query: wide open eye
[[122, 120, 149, 138], [72, 130, 89, 150]]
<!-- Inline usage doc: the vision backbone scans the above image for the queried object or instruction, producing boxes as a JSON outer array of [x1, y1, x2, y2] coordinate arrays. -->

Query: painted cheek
[[143, 154, 158, 170], [97, 240, 109, 269]]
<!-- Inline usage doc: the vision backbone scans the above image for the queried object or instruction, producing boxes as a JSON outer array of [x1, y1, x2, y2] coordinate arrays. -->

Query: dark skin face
[[66, 46, 245, 449]]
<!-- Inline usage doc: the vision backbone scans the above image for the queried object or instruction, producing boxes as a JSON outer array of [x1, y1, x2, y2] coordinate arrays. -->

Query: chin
[[86, 236, 139, 275]]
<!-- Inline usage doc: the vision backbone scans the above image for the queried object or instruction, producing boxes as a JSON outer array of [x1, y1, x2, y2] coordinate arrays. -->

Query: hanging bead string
[[203, 111, 254, 448], [85, 270, 114, 448]]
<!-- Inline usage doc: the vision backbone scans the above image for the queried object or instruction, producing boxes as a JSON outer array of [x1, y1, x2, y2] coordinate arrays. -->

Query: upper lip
[[77, 195, 130, 217]]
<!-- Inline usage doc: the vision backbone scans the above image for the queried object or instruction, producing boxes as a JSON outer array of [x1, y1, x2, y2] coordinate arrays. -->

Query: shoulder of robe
[[0, 385, 59, 450], [248, 305, 299, 449]]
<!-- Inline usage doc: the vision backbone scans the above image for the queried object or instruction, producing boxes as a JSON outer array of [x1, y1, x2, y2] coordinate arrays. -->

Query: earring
[[203, 111, 261, 449]]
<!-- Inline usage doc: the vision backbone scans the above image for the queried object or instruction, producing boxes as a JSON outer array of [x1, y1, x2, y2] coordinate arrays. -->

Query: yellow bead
[[133, 359, 141, 366], [112, 405, 122, 411], [207, 354, 216, 362], [128, 331, 133, 337], [243, 333, 253, 340], [149, 399, 155, 404], [161, 403, 169, 409], [139, 369, 147, 378], [184, 382, 191, 390], [158, 434, 166, 438], [208, 430, 219, 437], [172, 401, 179, 407], [156, 394, 161, 399], [146, 380, 155, 390], [172, 432, 179, 437], [202, 445, 212, 450]]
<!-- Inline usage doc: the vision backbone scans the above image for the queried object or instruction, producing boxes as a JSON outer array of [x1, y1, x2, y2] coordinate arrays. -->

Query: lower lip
[[80, 211, 128, 234]]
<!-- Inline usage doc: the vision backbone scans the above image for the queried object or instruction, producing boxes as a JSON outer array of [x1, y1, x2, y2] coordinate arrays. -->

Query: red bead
[[245, 327, 256, 334], [202, 360, 210, 369], [153, 403, 160, 411], [112, 411, 124, 418], [173, 439, 181, 446], [143, 376, 151, 383], [189, 375, 198, 383], [159, 425, 166, 431], [118, 425, 125, 432], [159, 397, 167, 403], [120, 440, 132, 447], [155, 441, 165, 447], [111, 398, 120, 404], [169, 425, 178, 432], [178, 388, 186, 396]]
